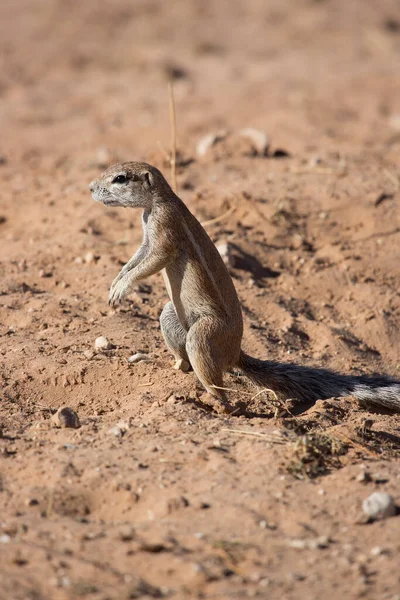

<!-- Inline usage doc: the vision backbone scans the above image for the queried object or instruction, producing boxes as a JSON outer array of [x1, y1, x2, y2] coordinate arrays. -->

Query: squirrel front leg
[[110, 245, 147, 289], [108, 244, 171, 307]]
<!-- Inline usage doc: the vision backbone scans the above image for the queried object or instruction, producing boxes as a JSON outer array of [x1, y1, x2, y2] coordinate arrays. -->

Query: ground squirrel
[[89, 162, 400, 414]]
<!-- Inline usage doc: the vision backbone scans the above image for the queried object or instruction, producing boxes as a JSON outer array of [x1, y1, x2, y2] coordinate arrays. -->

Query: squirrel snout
[[89, 181, 95, 192]]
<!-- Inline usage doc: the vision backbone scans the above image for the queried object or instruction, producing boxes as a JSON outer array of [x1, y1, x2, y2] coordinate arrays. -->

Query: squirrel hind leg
[[160, 302, 191, 372], [186, 318, 235, 414]]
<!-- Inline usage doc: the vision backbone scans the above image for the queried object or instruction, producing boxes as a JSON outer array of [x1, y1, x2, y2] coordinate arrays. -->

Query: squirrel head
[[89, 161, 172, 210]]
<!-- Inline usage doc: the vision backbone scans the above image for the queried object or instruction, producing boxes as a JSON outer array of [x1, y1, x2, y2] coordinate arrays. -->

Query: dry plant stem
[[210, 383, 294, 415], [333, 431, 380, 458], [157, 140, 170, 162], [46, 489, 54, 518], [384, 169, 400, 190], [222, 428, 287, 444], [168, 82, 177, 194], [210, 384, 254, 396], [201, 205, 237, 227], [290, 167, 335, 175]]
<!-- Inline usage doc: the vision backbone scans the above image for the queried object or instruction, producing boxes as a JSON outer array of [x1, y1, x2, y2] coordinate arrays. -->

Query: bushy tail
[[238, 351, 400, 412]]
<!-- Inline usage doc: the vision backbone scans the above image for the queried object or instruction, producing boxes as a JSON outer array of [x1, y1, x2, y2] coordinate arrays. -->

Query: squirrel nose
[[89, 181, 95, 192]]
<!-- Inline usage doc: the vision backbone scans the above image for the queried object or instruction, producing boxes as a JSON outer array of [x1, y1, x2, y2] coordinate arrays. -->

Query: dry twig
[[168, 82, 177, 193], [201, 205, 237, 227]]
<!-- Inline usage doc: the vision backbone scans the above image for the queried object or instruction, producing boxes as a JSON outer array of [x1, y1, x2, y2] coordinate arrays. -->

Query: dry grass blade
[[332, 431, 380, 458], [384, 169, 400, 190], [210, 384, 253, 396], [156, 140, 170, 162], [168, 81, 177, 193], [290, 166, 335, 175], [222, 428, 287, 444], [210, 383, 294, 416], [201, 205, 237, 227], [247, 387, 296, 417]]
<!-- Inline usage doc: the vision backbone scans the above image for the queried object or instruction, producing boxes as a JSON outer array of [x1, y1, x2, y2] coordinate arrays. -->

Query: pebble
[[84, 251, 96, 264], [370, 546, 388, 556], [83, 349, 95, 360], [38, 269, 52, 278], [288, 535, 331, 550], [238, 128, 269, 156], [94, 146, 112, 169], [362, 492, 396, 520], [389, 114, 400, 131], [0, 535, 11, 544], [196, 130, 227, 157], [51, 407, 80, 429], [118, 525, 136, 542], [109, 421, 130, 437], [216, 242, 235, 268], [94, 336, 112, 351], [127, 352, 149, 364], [356, 471, 372, 483]]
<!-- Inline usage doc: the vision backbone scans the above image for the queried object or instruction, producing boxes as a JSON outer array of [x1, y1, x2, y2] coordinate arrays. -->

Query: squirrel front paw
[[108, 279, 128, 307]]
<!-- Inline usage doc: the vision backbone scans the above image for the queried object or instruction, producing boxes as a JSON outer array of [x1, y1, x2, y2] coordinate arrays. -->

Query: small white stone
[[370, 546, 387, 556], [389, 114, 400, 131], [288, 535, 331, 550], [84, 251, 95, 264], [216, 242, 235, 267], [127, 352, 149, 364], [362, 492, 396, 520], [108, 421, 129, 437], [94, 336, 112, 351], [288, 538, 307, 549], [95, 146, 112, 168], [238, 128, 269, 156], [196, 130, 227, 157], [259, 520, 268, 529], [356, 470, 371, 483], [0, 535, 11, 543]]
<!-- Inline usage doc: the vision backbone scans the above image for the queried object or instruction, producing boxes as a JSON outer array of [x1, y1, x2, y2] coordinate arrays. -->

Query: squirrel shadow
[[229, 243, 280, 280]]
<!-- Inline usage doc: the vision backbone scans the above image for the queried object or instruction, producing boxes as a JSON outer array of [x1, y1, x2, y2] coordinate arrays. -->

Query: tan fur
[[89, 162, 400, 414]]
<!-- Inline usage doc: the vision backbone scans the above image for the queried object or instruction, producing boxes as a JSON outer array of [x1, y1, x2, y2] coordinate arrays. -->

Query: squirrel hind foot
[[173, 358, 192, 372], [198, 393, 248, 417]]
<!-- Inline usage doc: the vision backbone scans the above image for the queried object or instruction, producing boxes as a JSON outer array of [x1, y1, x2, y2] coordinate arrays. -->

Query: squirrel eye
[[112, 174, 128, 184]]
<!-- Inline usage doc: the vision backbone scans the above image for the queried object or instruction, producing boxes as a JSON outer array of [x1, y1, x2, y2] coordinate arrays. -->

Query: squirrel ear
[[142, 171, 153, 189]]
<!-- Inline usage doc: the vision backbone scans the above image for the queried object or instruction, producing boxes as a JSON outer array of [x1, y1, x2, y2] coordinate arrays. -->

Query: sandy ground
[[1, 1, 400, 598]]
